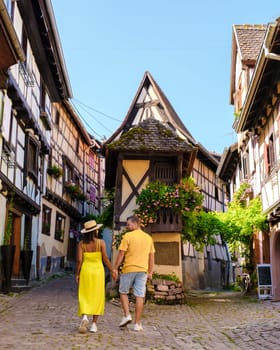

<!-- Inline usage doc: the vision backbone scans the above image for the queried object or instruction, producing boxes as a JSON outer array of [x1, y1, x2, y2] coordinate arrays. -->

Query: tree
[[214, 182, 268, 271]]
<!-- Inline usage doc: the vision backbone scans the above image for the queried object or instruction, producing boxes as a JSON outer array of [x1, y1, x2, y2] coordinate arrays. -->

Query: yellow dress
[[78, 239, 105, 316]]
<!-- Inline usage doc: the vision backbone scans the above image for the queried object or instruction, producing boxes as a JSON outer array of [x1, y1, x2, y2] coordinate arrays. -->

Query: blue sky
[[52, 1, 279, 153]]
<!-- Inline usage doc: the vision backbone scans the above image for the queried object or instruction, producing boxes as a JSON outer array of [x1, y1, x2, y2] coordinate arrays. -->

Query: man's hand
[[112, 269, 119, 281]]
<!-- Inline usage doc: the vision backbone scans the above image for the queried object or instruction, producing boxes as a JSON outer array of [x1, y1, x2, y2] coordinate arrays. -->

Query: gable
[[105, 71, 196, 146]]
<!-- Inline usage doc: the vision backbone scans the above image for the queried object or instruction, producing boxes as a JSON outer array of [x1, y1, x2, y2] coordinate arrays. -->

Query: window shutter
[[90, 185, 96, 202], [264, 143, 269, 174]]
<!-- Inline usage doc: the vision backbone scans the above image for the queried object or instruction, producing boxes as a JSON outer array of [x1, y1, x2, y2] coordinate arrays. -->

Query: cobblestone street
[[1, 274, 280, 350]]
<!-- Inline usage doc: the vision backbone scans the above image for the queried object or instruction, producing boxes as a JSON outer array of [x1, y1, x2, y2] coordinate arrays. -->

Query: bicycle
[[240, 272, 251, 295]]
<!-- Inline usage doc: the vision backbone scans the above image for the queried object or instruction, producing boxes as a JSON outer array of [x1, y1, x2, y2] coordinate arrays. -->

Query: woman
[[76, 220, 117, 333]]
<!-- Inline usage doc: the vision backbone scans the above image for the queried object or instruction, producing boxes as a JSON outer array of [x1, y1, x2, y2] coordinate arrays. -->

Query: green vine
[[214, 182, 268, 271], [3, 196, 14, 245]]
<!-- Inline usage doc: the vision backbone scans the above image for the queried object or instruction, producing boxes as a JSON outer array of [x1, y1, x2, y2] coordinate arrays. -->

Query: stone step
[[10, 279, 32, 293]]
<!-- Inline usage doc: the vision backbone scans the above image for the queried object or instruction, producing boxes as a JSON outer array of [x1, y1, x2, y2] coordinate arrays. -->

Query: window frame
[[42, 205, 51, 236], [54, 212, 65, 242]]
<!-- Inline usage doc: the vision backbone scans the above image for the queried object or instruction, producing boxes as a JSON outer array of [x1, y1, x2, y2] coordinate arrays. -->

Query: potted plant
[[47, 165, 63, 179], [76, 192, 88, 202], [20, 235, 33, 285], [64, 182, 85, 201], [64, 182, 79, 197], [1, 197, 15, 293]]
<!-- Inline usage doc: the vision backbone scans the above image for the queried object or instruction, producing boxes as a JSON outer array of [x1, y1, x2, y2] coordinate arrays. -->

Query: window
[[242, 150, 249, 179], [265, 133, 276, 174], [26, 135, 38, 182], [153, 160, 177, 185], [268, 134, 276, 171], [21, 26, 27, 58], [55, 110, 60, 127], [215, 186, 219, 201], [24, 216, 32, 250], [40, 82, 46, 113], [64, 157, 79, 185], [42, 205, 51, 236], [54, 213, 65, 242], [64, 160, 74, 184], [89, 154, 95, 169], [76, 138, 79, 154], [89, 185, 96, 203]]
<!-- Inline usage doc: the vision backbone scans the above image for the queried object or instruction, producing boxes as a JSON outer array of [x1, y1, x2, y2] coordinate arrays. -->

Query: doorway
[[11, 212, 21, 277]]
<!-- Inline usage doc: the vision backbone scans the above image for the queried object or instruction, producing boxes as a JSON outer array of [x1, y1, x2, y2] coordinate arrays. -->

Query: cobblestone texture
[[1, 274, 280, 349]]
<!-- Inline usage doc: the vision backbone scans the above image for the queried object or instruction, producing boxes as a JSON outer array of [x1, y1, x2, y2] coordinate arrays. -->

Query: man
[[114, 215, 155, 331]]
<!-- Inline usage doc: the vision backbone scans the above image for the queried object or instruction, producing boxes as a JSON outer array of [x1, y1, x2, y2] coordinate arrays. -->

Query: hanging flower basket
[[64, 182, 87, 201], [47, 165, 63, 179]]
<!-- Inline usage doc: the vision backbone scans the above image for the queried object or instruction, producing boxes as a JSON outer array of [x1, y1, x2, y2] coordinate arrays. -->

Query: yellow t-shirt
[[118, 229, 155, 274]]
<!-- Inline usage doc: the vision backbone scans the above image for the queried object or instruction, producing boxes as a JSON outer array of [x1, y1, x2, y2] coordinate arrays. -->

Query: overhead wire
[[73, 98, 122, 123], [71, 100, 104, 139], [73, 100, 112, 133], [71, 98, 123, 140]]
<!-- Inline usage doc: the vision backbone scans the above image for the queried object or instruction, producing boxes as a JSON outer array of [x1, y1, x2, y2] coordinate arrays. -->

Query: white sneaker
[[119, 314, 132, 327], [89, 323, 98, 333], [134, 323, 143, 331], [78, 318, 89, 333]]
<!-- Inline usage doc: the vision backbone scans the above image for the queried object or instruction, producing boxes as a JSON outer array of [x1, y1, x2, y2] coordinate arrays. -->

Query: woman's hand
[[112, 269, 118, 281]]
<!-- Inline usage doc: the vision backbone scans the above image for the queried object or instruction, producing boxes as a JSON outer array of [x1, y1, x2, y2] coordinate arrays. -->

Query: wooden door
[[11, 214, 21, 277]]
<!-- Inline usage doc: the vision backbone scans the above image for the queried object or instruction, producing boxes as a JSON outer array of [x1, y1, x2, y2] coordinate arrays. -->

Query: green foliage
[[135, 177, 221, 250], [98, 188, 115, 228], [3, 196, 13, 245], [64, 182, 87, 201], [47, 165, 63, 178], [135, 177, 203, 227], [113, 228, 128, 250], [181, 211, 224, 250], [107, 127, 151, 149], [152, 272, 180, 283], [213, 182, 268, 265]]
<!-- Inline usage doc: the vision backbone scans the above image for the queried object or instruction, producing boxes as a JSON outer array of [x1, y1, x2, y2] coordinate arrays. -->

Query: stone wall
[[147, 278, 185, 304]]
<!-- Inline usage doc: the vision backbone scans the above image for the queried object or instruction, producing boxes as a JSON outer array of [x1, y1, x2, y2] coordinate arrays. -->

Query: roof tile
[[234, 25, 266, 61]]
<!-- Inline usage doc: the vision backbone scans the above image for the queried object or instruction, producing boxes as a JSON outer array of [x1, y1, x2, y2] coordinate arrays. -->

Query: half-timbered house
[[42, 100, 105, 276], [103, 71, 230, 289], [0, 0, 72, 287], [218, 19, 280, 299], [227, 18, 280, 299]]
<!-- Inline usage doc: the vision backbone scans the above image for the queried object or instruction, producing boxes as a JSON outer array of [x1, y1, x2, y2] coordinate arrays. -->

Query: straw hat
[[81, 220, 103, 234]]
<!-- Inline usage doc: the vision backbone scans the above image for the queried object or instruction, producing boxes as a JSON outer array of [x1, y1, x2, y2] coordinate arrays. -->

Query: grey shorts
[[119, 272, 147, 297]]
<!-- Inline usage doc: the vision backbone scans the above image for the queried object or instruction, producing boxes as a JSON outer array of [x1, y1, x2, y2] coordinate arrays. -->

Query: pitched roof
[[107, 118, 192, 152], [234, 25, 266, 62], [103, 71, 200, 188], [105, 71, 197, 147], [216, 143, 239, 182], [230, 24, 266, 104], [235, 18, 280, 132]]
